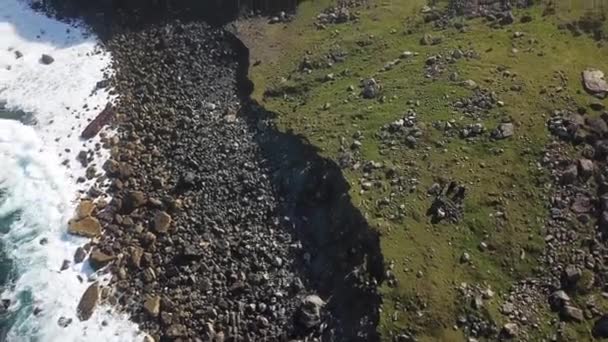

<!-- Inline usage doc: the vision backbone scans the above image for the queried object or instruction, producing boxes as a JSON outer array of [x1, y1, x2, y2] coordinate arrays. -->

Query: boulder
[[75, 200, 95, 220], [461, 79, 477, 89], [561, 164, 578, 184], [124, 190, 146, 212], [77, 283, 99, 321], [562, 264, 582, 287], [502, 322, 518, 338], [420, 33, 433, 45], [548, 290, 570, 311], [89, 249, 115, 270], [491, 123, 514, 139], [68, 217, 102, 238], [154, 211, 172, 233], [585, 116, 608, 136], [129, 246, 144, 268], [582, 69, 608, 97], [561, 305, 584, 322], [297, 295, 325, 328], [143, 295, 161, 317], [40, 54, 54, 65], [571, 194, 593, 213], [361, 78, 380, 99], [578, 158, 595, 179], [593, 315, 608, 338], [74, 247, 87, 264]]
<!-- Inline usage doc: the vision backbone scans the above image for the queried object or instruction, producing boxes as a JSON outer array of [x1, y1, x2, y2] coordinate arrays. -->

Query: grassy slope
[[246, 0, 608, 340]]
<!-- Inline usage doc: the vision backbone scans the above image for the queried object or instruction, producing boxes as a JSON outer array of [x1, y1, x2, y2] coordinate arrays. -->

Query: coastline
[[2, 0, 385, 340], [0, 0, 141, 340]]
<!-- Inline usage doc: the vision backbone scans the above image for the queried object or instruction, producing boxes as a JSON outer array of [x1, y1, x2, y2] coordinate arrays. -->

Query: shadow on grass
[[233, 29, 385, 341]]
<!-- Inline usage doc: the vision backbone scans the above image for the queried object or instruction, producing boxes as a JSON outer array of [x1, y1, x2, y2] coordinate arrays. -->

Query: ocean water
[[0, 0, 141, 341]]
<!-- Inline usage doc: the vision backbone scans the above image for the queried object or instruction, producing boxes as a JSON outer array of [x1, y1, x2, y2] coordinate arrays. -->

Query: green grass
[[247, 0, 608, 340]]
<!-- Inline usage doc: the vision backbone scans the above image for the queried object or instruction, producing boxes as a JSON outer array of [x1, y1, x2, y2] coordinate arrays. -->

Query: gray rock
[[582, 69, 608, 97], [491, 123, 514, 139], [74, 247, 87, 264], [578, 158, 595, 179], [502, 322, 518, 338], [40, 54, 54, 65], [562, 305, 584, 322], [57, 316, 72, 328], [461, 79, 477, 89], [561, 164, 578, 184], [361, 78, 380, 99], [298, 295, 325, 328], [60, 259, 70, 271], [153, 211, 172, 233], [549, 290, 570, 311]]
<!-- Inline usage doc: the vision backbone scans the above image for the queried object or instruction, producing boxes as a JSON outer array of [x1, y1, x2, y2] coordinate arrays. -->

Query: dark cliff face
[[43, 0, 299, 29]]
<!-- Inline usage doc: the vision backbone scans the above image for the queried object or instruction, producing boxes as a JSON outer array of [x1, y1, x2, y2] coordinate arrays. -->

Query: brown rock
[[75, 200, 96, 220], [68, 217, 102, 238], [77, 283, 99, 321], [126, 190, 147, 209], [154, 211, 171, 233], [129, 246, 144, 268], [81, 103, 115, 140], [89, 249, 115, 270], [143, 295, 161, 317]]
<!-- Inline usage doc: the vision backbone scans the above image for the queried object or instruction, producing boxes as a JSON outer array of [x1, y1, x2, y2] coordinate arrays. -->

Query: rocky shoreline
[[38, 1, 384, 341]]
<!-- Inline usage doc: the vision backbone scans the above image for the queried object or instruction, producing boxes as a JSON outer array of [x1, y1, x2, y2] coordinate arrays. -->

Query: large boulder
[[361, 78, 380, 99], [491, 123, 514, 139], [297, 295, 325, 329], [77, 283, 99, 321], [68, 217, 102, 238], [582, 69, 608, 98], [89, 249, 115, 270], [74, 200, 95, 220]]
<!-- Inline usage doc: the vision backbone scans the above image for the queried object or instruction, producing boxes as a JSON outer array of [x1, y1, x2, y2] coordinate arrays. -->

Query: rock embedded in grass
[[582, 69, 608, 98]]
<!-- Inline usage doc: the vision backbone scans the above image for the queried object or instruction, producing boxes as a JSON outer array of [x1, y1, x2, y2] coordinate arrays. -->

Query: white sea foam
[[0, 0, 141, 341]]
